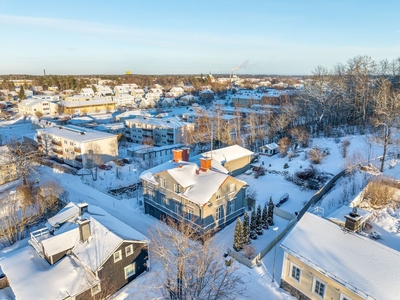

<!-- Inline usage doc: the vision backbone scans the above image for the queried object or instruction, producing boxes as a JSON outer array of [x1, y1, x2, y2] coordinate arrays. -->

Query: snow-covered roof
[[47, 201, 80, 227], [60, 97, 115, 107], [0, 246, 99, 300], [281, 212, 400, 300], [202, 145, 254, 163], [125, 117, 191, 129], [37, 125, 116, 143], [42, 227, 79, 257], [72, 205, 147, 272], [261, 142, 279, 150]]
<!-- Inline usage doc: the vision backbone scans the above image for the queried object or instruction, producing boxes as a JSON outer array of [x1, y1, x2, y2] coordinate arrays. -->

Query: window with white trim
[[290, 262, 301, 282], [228, 200, 235, 214], [186, 206, 194, 221], [160, 177, 167, 188], [312, 277, 326, 298], [125, 244, 133, 257], [216, 206, 222, 220], [216, 189, 221, 200], [114, 250, 122, 263], [174, 183, 181, 193], [174, 203, 180, 215], [229, 183, 236, 193], [91, 283, 101, 296], [124, 263, 136, 279], [339, 294, 352, 300]]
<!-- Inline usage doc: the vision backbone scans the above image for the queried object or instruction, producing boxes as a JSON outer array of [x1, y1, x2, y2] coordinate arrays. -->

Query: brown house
[[1, 202, 148, 299]]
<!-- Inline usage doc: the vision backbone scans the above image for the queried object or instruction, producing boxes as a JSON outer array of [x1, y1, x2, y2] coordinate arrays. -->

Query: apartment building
[[36, 125, 118, 168], [18, 99, 59, 117], [125, 117, 194, 146]]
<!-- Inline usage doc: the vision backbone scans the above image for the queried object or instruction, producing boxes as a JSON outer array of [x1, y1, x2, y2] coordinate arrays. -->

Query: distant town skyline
[[1, 0, 399, 75]]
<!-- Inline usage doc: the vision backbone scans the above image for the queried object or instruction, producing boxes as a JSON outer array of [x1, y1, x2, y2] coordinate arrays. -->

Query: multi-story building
[[280, 211, 399, 300], [1, 202, 148, 299], [140, 149, 248, 232], [18, 99, 59, 117], [36, 125, 118, 168], [125, 117, 194, 146], [59, 96, 116, 115]]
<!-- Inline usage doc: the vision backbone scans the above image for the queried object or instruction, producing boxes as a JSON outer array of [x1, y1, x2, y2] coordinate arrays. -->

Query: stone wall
[[281, 279, 311, 300]]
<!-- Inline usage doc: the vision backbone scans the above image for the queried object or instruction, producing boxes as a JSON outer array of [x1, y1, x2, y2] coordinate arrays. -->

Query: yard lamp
[[272, 227, 279, 282]]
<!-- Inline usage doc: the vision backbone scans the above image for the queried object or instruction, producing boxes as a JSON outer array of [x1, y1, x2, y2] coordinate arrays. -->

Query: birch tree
[[149, 217, 244, 300]]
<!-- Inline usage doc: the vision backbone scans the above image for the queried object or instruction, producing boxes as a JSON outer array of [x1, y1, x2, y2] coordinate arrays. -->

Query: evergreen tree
[[233, 217, 244, 251], [256, 204, 263, 235], [249, 211, 258, 240], [262, 202, 269, 229], [18, 85, 26, 101], [268, 197, 275, 226], [243, 211, 250, 245]]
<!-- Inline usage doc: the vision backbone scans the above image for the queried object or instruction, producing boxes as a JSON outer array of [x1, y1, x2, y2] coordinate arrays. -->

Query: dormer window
[[160, 177, 166, 188]]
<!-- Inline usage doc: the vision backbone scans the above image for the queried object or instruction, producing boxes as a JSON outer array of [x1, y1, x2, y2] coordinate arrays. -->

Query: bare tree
[[6, 140, 40, 186], [149, 217, 245, 300], [84, 142, 104, 181], [371, 79, 400, 172]]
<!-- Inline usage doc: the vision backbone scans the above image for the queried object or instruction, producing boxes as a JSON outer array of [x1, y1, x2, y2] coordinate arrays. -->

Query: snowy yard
[[1, 117, 400, 299]]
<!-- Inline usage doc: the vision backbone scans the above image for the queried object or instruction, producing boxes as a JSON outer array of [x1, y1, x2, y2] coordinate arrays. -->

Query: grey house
[[140, 149, 248, 232]]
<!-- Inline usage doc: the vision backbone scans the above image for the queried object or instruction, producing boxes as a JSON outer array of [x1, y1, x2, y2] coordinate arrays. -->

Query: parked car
[[99, 164, 112, 170], [122, 157, 133, 164], [114, 159, 125, 166]]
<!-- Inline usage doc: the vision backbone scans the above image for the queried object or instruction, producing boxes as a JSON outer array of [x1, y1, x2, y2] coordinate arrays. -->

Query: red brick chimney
[[200, 157, 212, 172], [182, 147, 190, 162], [172, 149, 183, 163]]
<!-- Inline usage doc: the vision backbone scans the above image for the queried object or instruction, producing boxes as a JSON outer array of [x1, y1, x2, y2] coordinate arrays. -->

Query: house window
[[160, 193, 165, 203], [186, 206, 194, 221], [228, 200, 235, 214], [125, 245, 133, 257], [312, 277, 326, 298], [339, 294, 352, 300], [91, 283, 101, 296], [290, 262, 301, 282], [174, 203, 180, 215], [160, 177, 167, 188], [216, 189, 221, 200], [124, 263, 136, 279], [64, 140, 67, 144], [216, 206, 222, 220], [229, 183, 236, 193], [114, 250, 122, 263], [174, 183, 181, 193]]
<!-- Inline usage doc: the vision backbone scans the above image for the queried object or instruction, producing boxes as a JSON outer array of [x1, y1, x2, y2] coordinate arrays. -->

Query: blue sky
[[1, 0, 399, 75]]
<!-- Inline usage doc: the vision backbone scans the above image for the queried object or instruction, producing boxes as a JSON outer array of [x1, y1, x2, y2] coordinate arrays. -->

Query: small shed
[[260, 143, 279, 156]]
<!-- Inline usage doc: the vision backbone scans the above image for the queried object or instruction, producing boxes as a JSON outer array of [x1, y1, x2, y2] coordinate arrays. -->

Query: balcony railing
[[53, 148, 63, 155], [52, 140, 61, 146], [74, 147, 81, 153]]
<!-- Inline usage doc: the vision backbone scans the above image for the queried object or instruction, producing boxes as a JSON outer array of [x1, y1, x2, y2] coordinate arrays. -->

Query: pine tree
[[243, 211, 250, 245], [256, 204, 263, 235], [262, 202, 269, 229], [249, 211, 258, 240], [18, 86, 26, 101], [268, 197, 275, 226], [233, 217, 244, 251]]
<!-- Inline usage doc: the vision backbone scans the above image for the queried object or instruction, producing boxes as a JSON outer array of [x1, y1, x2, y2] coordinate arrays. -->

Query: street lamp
[[272, 227, 279, 282]]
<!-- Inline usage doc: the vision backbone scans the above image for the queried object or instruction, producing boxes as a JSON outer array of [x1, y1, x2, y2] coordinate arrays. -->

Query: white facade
[[18, 99, 59, 117]]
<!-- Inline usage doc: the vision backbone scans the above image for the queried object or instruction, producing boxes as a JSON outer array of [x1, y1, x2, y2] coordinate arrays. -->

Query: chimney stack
[[77, 203, 89, 216], [172, 149, 183, 163], [181, 147, 190, 162], [77, 218, 91, 242], [200, 157, 212, 172]]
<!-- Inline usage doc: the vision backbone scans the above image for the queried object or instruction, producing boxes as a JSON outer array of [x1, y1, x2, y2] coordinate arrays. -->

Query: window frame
[[215, 205, 222, 220], [312, 276, 326, 299], [113, 250, 122, 263], [160, 177, 167, 188], [289, 262, 301, 283], [174, 183, 181, 193], [228, 200, 235, 214], [216, 189, 221, 200], [125, 244, 133, 257], [229, 183, 236, 193], [91, 283, 101, 296], [339, 293, 352, 300], [186, 206, 194, 221], [124, 263, 136, 279]]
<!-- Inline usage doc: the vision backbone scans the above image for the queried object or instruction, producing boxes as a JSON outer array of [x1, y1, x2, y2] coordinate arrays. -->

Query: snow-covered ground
[[1, 117, 400, 299]]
